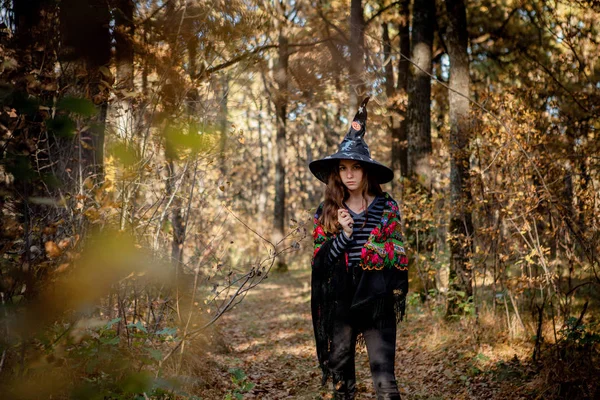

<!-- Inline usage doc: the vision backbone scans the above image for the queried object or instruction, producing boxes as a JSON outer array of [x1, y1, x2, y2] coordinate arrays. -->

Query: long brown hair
[[319, 160, 383, 233]]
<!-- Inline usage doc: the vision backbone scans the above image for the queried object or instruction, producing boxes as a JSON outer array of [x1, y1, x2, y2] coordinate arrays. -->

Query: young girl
[[309, 98, 408, 400]]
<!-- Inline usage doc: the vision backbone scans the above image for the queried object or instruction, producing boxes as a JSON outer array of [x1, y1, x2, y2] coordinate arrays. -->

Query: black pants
[[328, 315, 400, 399]]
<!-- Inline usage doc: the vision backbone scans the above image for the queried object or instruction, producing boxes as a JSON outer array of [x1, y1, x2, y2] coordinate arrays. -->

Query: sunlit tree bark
[[114, 0, 134, 140], [273, 23, 289, 272], [384, 0, 410, 190], [445, 0, 474, 315], [349, 0, 366, 114], [406, 0, 434, 183]]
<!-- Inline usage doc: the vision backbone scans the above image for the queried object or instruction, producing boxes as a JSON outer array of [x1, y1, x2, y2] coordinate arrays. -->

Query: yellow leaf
[[80, 140, 94, 150]]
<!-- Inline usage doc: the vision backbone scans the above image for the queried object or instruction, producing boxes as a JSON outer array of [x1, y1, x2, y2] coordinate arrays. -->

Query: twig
[[152, 160, 190, 250], [0, 349, 5, 374], [223, 205, 275, 249], [503, 293, 514, 339], [565, 281, 594, 297], [365, 1, 403, 26], [574, 300, 589, 331], [508, 290, 527, 334], [533, 301, 544, 362]]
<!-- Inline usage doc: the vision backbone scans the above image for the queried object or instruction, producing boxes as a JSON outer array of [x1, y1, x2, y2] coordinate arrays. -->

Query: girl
[[309, 98, 408, 400]]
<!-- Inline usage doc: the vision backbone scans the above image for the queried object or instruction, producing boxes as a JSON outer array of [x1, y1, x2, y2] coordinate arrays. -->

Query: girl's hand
[[337, 209, 354, 238]]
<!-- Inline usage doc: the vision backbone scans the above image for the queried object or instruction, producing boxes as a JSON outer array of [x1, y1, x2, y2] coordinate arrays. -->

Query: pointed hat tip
[[356, 97, 370, 116]]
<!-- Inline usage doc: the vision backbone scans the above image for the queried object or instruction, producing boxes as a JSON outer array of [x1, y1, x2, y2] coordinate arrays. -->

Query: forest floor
[[199, 263, 542, 400]]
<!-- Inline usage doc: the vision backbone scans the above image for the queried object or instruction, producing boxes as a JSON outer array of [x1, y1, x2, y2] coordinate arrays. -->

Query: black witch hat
[[309, 97, 394, 184]]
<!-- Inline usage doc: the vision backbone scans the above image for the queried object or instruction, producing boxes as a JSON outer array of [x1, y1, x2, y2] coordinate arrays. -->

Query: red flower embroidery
[[385, 242, 394, 260], [313, 225, 325, 239], [372, 227, 380, 237]]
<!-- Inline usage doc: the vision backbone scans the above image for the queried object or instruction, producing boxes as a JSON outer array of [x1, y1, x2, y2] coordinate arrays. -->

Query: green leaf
[[109, 142, 139, 167], [147, 348, 163, 361], [163, 125, 216, 157], [41, 173, 62, 189], [12, 90, 39, 116], [156, 327, 177, 336], [127, 321, 148, 333], [229, 367, 246, 382], [47, 115, 76, 137], [120, 372, 153, 394], [57, 96, 97, 117], [7, 155, 36, 182], [105, 317, 122, 328], [100, 336, 120, 345], [0, 83, 14, 105]]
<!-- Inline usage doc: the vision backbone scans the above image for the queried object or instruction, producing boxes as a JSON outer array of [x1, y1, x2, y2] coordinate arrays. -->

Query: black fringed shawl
[[311, 238, 343, 385], [311, 194, 409, 385]]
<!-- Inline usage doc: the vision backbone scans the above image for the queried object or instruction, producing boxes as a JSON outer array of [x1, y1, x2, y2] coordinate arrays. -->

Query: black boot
[[332, 372, 356, 400], [333, 388, 356, 400], [376, 394, 401, 400], [374, 380, 401, 400]]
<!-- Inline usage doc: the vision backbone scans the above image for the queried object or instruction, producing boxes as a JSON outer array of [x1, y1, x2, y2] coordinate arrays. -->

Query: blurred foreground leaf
[[57, 96, 97, 117]]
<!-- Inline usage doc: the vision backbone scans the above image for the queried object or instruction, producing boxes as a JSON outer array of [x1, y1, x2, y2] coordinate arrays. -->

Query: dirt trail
[[208, 265, 532, 400]]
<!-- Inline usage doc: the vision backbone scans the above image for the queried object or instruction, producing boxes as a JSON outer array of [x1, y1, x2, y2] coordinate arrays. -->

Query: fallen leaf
[[45, 241, 61, 258]]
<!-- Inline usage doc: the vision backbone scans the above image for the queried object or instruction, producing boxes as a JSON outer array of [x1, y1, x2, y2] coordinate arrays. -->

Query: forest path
[[209, 265, 532, 399]]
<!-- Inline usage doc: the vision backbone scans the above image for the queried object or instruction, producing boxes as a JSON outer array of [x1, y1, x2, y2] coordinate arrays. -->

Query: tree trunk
[[382, 23, 395, 98], [349, 0, 366, 115], [219, 73, 230, 177], [382, 22, 400, 191], [383, 0, 411, 191], [114, 0, 135, 140], [60, 0, 111, 182], [445, 0, 474, 316], [273, 28, 289, 272], [162, 1, 185, 277], [257, 97, 268, 217], [14, 0, 54, 59], [168, 161, 185, 274], [406, 0, 434, 183], [12, 0, 59, 300], [396, 0, 411, 181], [113, 0, 135, 232]]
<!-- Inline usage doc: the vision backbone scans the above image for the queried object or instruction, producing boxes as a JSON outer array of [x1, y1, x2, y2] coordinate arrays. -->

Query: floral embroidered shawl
[[312, 192, 409, 271]]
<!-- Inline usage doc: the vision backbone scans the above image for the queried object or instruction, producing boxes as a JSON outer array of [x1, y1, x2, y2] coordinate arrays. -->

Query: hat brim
[[309, 153, 394, 184]]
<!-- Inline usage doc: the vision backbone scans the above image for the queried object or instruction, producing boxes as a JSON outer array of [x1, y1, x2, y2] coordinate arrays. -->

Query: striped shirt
[[326, 195, 385, 267]]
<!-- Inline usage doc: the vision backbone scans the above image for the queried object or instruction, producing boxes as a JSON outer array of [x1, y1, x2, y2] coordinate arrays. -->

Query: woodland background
[[0, 0, 599, 399]]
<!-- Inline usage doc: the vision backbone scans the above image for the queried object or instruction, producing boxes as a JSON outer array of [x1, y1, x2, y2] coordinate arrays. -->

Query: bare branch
[[365, 1, 403, 27], [201, 44, 278, 77]]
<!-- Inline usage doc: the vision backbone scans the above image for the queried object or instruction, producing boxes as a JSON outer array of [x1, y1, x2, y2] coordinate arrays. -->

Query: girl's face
[[338, 159, 364, 192]]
